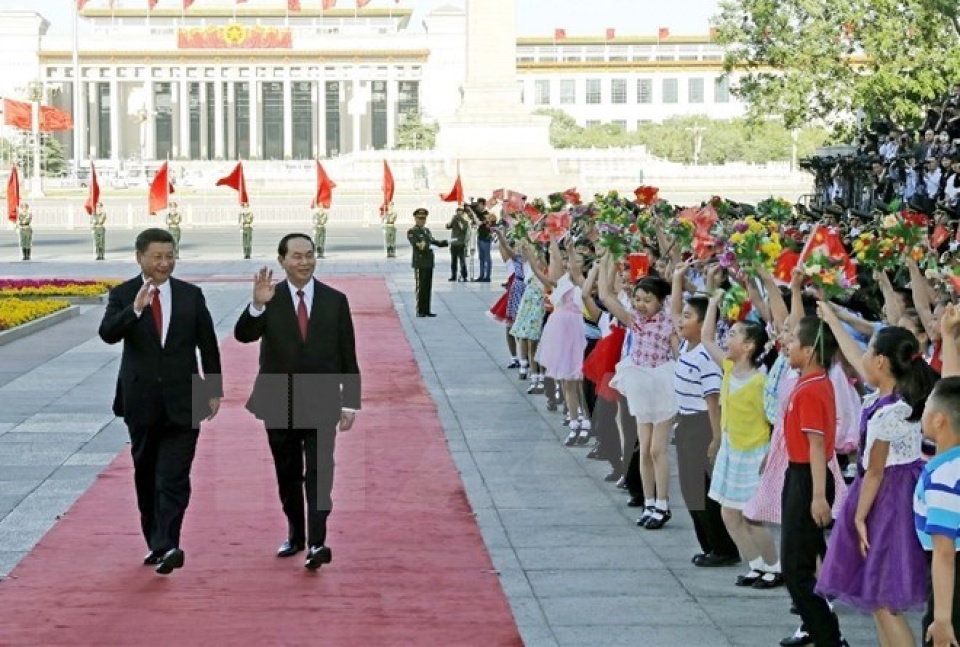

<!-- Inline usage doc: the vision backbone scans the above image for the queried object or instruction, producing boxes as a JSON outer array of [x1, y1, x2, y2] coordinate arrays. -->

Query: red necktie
[[296, 290, 308, 340], [151, 288, 163, 339]]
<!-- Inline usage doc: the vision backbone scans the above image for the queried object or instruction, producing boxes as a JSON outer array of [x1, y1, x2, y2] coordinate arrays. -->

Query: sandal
[[752, 572, 785, 589], [643, 508, 672, 530], [636, 506, 656, 526], [563, 420, 580, 447]]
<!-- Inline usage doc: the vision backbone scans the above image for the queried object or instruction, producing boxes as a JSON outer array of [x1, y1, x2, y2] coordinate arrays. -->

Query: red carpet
[[0, 277, 522, 647]]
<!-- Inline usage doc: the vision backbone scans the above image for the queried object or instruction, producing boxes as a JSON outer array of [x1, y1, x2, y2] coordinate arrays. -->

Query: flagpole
[[72, 3, 81, 184]]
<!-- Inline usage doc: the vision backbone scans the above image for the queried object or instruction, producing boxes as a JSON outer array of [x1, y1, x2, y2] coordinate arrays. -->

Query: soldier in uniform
[[445, 206, 470, 282], [407, 208, 448, 318], [382, 202, 398, 258], [16, 202, 33, 261], [92, 202, 107, 261], [313, 206, 329, 258], [166, 201, 182, 259], [239, 202, 254, 259]]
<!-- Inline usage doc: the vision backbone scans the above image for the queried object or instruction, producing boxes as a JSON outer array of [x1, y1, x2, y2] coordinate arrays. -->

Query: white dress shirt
[[134, 276, 171, 347]]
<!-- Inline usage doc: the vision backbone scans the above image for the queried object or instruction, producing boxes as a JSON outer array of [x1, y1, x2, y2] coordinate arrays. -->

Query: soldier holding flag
[[17, 203, 33, 261]]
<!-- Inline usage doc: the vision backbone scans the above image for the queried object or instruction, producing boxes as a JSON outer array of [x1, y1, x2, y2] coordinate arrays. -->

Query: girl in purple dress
[[816, 306, 939, 646]]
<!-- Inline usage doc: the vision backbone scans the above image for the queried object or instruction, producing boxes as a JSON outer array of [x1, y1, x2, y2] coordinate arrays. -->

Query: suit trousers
[[414, 267, 434, 315], [449, 244, 467, 279], [128, 419, 199, 553], [675, 412, 739, 558], [781, 463, 842, 646], [267, 427, 337, 547], [618, 396, 644, 498]]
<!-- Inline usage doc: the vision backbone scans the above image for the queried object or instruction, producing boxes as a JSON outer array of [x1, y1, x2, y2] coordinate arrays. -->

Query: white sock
[[655, 498, 668, 511], [749, 557, 765, 571], [764, 560, 781, 573], [519, 359, 529, 367], [645, 498, 655, 508]]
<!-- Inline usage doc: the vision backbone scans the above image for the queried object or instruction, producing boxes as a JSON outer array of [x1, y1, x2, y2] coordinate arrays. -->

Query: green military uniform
[[313, 208, 328, 258], [407, 208, 448, 317], [383, 203, 398, 258], [239, 203, 253, 259], [17, 203, 33, 261], [166, 203, 182, 259], [92, 203, 106, 261]]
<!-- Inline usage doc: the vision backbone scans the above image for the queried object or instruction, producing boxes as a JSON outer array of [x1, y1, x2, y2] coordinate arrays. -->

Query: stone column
[[461, 0, 521, 107], [249, 67, 259, 158], [199, 81, 209, 160], [178, 77, 190, 159], [283, 78, 293, 159], [226, 80, 236, 159], [144, 78, 155, 160], [74, 76, 86, 163], [109, 79, 121, 161], [88, 81, 98, 158], [386, 76, 398, 150], [350, 78, 362, 154], [214, 76, 225, 159], [314, 79, 326, 158]]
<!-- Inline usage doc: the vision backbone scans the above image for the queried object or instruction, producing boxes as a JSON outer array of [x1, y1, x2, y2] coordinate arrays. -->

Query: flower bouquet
[[725, 217, 783, 276], [756, 197, 794, 224], [802, 252, 857, 301], [851, 231, 899, 271], [878, 211, 928, 263], [591, 191, 653, 258], [720, 283, 752, 322], [634, 185, 659, 207]]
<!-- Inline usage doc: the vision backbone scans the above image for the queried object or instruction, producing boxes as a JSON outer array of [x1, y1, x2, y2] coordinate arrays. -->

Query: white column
[[350, 78, 361, 154], [249, 67, 259, 158], [144, 78, 155, 160], [314, 80, 325, 158], [74, 76, 87, 163], [199, 81, 209, 159], [87, 81, 98, 158], [178, 78, 190, 159], [109, 79, 121, 161], [462, 0, 521, 106], [282, 78, 293, 159], [386, 76, 398, 150], [226, 80, 236, 159], [214, 77, 225, 159]]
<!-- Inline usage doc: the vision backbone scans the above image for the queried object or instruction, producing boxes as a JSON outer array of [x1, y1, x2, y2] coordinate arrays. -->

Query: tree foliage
[[395, 110, 438, 150], [13, 134, 66, 177], [713, 0, 960, 131], [534, 110, 829, 164]]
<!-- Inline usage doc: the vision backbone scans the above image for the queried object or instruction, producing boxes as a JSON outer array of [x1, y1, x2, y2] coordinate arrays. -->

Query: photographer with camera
[[464, 198, 493, 283], [445, 206, 470, 282]]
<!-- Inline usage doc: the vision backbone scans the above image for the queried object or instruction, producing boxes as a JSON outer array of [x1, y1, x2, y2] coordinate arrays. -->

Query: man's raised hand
[[134, 279, 156, 313], [252, 267, 276, 310]]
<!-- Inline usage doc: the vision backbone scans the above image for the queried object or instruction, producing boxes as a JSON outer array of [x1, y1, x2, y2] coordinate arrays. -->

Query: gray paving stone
[[553, 624, 732, 647], [0, 551, 28, 579]]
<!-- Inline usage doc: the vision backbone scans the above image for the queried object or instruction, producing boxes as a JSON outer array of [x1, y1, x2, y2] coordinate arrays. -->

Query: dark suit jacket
[[233, 278, 361, 429], [98, 276, 223, 428]]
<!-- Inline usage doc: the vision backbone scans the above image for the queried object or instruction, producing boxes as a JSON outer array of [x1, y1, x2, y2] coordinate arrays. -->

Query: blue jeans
[[477, 239, 492, 280]]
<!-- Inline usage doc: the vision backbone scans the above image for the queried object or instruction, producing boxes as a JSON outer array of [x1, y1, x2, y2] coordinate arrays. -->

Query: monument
[[436, 0, 566, 193]]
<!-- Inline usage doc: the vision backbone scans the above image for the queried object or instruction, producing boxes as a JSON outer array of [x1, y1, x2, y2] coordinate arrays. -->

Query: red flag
[[148, 162, 175, 215], [799, 224, 856, 283], [554, 28, 566, 41], [84, 161, 100, 216], [439, 175, 464, 204], [39, 105, 73, 131], [380, 161, 395, 215], [288, 0, 301, 10], [216, 162, 249, 205], [77, 0, 89, 9], [322, 0, 336, 8], [505, 190, 527, 213], [6, 165, 19, 224], [357, 0, 371, 7], [2, 99, 32, 130], [312, 161, 336, 209], [184, 0, 195, 8], [148, 0, 158, 9], [605, 28, 615, 40], [658, 27, 670, 39], [931, 224, 951, 249], [773, 250, 801, 284]]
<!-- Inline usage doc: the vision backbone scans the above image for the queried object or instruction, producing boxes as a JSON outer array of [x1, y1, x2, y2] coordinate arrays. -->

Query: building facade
[[0, 1, 746, 167]]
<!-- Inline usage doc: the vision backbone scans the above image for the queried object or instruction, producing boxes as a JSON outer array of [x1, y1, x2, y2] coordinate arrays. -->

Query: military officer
[[313, 206, 329, 258], [166, 201, 182, 259], [92, 202, 107, 261], [407, 208, 448, 318], [382, 202, 398, 258], [239, 202, 254, 259], [16, 202, 33, 261]]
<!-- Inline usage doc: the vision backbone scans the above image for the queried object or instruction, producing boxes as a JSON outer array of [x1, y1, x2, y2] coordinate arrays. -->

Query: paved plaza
[[0, 229, 889, 646]]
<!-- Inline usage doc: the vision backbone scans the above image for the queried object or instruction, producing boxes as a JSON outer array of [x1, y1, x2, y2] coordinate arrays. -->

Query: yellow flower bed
[[0, 280, 120, 298], [0, 298, 71, 332]]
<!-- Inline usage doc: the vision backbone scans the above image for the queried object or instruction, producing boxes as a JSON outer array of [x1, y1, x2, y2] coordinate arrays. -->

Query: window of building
[[585, 120, 600, 128], [611, 79, 627, 104], [611, 119, 627, 131], [662, 78, 678, 104], [714, 76, 730, 103], [636, 79, 653, 104], [559, 79, 576, 104], [534, 79, 550, 105], [586, 79, 601, 104], [688, 78, 705, 104]]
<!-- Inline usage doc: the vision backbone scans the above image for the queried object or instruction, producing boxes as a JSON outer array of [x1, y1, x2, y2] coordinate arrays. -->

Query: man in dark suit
[[98, 227, 222, 575], [407, 207, 448, 317], [234, 233, 361, 571]]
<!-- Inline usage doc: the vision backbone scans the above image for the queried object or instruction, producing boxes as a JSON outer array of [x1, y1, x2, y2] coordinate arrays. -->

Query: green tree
[[533, 108, 585, 148], [15, 134, 67, 177], [395, 110, 437, 150], [713, 0, 960, 130]]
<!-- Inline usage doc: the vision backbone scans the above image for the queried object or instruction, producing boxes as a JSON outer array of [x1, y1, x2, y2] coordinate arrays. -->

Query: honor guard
[[92, 202, 107, 261], [166, 201, 182, 259], [313, 206, 329, 258], [239, 202, 254, 259], [407, 208, 448, 318], [382, 202, 398, 258], [16, 202, 33, 261]]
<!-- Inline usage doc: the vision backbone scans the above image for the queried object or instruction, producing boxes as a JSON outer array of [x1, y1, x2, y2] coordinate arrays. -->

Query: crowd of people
[[479, 189, 960, 647]]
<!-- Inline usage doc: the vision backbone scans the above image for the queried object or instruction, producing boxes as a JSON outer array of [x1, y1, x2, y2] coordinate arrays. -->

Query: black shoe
[[735, 570, 764, 587], [448, 277, 457, 281], [507, 359, 521, 369], [305, 545, 332, 571], [693, 552, 741, 567], [277, 539, 305, 558], [155, 548, 185, 575], [603, 470, 622, 482], [143, 551, 163, 566], [627, 495, 645, 507], [752, 572, 785, 589], [643, 508, 672, 529], [779, 627, 812, 646]]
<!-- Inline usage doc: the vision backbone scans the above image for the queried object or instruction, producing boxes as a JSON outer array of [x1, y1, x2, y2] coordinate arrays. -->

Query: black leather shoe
[[143, 551, 163, 566], [694, 552, 741, 567], [425, 313, 437, 317], [277, 540, 305, 558], [448, 277, 457, 281], [626, 495, 644, 507], [305, 545, 332, 571], [735, 570, 763, 587], [779, 628, 812, 646], [603, 470, 622, 482], [155, 548, 185, 575]]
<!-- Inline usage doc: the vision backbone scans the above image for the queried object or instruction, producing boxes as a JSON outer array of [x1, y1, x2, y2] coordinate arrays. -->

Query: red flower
[[634, 185, 659, 206], [563, 188, 581, 205]]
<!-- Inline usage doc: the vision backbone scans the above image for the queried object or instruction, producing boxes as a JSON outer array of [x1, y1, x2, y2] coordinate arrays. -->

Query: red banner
[[148, 162, 175, 215], [216, 162, 249, 205], [6, 165, 19, 224], [381, 161, 394, 215], [312, 161, 336, 209], [84, 161, 100, 216], [439, 175, 464, 204], [178, 24, 292, 49]]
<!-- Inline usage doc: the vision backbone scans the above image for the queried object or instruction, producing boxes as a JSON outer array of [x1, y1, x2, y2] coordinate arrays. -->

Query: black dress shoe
[[603, 470, 622, 482], [277, 540, 305, 558], [752, 572, 785, 589], [694, 552, 741, 567], [305, 545, 332, 571], [735, 570, 763, 587], [779, 628, 812, 646], [425, 313, 437, 317], [448, 277, 457, 281], [143, 551, 163, 566], [626, 495, 644, 507], [155, 548, 185, 575]]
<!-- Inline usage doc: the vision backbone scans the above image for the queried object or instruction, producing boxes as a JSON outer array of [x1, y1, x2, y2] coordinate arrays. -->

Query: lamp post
[[27, 80, 44, 198], [136, 106, 149, 184]]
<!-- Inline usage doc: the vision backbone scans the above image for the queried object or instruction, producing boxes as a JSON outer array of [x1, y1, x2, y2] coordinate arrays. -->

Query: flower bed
[[0, 279, 120, 298], [0, 298, 71, 331]]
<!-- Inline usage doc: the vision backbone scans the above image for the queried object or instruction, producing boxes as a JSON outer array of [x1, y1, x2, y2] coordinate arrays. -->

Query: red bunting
[[147, 162, 175, 215], [6, 165, 19, 223], [439, 174, 464, 204], [380, 160, 394, 216], [799, 225, 857, 283], [84, 161, 100, 216], [215, 162, 249, 205]]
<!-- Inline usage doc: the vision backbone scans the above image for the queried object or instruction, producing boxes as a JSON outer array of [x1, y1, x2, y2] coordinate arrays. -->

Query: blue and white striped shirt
[[674, 341, 723, 415], [915, 445, 960, 551]]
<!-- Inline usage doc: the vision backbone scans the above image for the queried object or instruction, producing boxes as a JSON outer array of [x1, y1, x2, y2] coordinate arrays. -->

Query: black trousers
[[582, 339, 598, 419], [591, 396, 621, 470], [781, 463, 842, 646], [414, 267, 433, 315], [675, 412, 739, 558], [266, 427, 337, 548], [449, 244, 467, 279], [128, 419, 199, 553], [617, 396, 644, 497]]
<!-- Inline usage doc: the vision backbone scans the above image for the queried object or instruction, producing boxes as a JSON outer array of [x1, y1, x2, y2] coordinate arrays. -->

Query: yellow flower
[[761, 241, 781, 259], [821, 273, 836, 285], [730, 232, 744, 245], [853, 240, 865, 253], [0, 298, 70, 331]]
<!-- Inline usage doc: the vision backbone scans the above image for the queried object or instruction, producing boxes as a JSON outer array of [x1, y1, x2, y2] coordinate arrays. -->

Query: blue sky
[[1, 0, 722, 36]]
